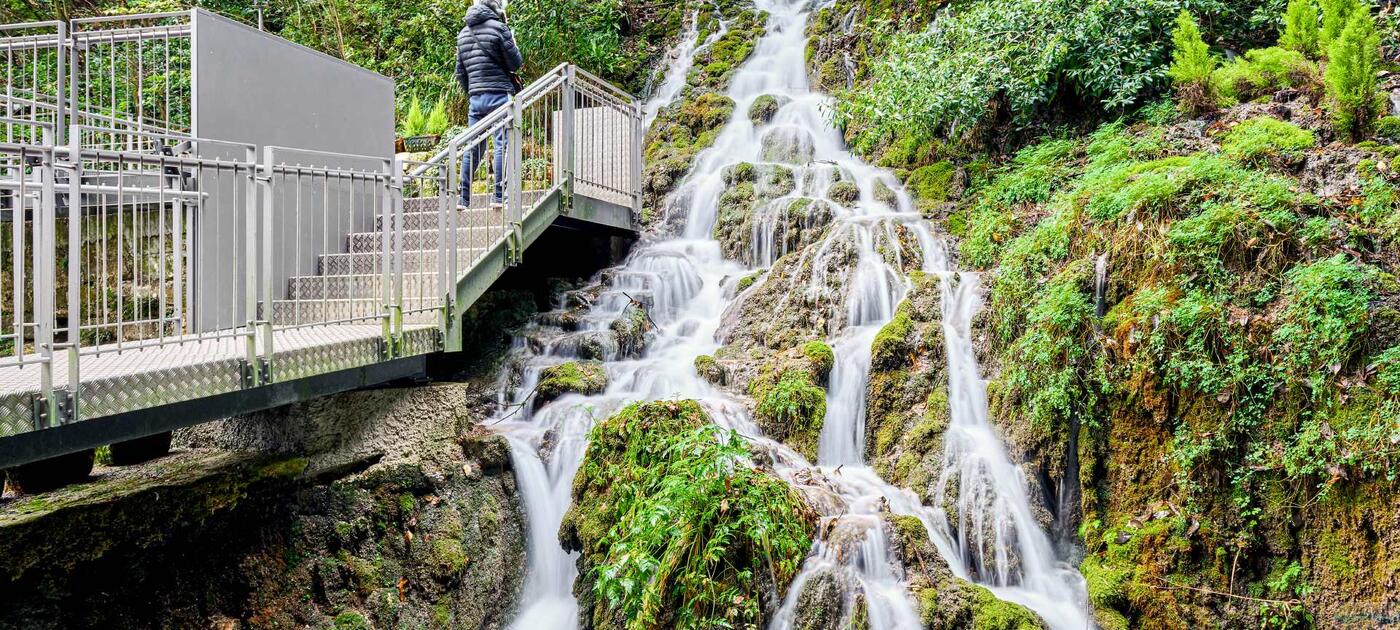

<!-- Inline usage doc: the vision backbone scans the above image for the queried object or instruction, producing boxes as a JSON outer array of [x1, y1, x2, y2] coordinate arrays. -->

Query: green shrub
[[1212, 47, 1317, 104], [1280, 0, 1322, 56], [1320, 0, 1365, 50], [1168, 10, 1218, 115], [838, 0, 1185, 147], [402, 95, 426, 137], [425, 97, 449, 137], [1219, 117, 1316, 165], [568, 401, 812, 630], [1324, 9, 1383, 141]]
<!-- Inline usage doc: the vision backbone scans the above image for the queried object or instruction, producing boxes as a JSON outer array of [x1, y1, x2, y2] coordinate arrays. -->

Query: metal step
[[287, 272, 443, 301], [271, 298, 442, 326], [347, 226, 505, 254], [376, 206, 506, 232], [318, 248, 487, 276]]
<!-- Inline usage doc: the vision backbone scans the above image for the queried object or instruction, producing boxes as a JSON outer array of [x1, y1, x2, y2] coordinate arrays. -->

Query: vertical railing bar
[[66, 126, 81, 420], [259, 146, 274, 379], [157, 154, 167, 342]]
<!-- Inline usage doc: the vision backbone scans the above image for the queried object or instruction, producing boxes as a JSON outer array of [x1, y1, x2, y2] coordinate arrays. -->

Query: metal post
[[631, 98, 643, 217], [561, 65, 576, 214], [65, 124, 81, 421], [245, 145, 260, 385], [391, 158, 404, 351], [259, 146, 275, 381], [446, 138, 459, 284], [508, 95, 524, 263], [57, 20, 68, 146], [38, 132, 56, 425]]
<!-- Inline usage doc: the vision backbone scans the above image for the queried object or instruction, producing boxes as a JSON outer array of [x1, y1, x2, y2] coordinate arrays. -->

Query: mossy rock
[[694, 354, 727, 386], [827, 181, 859, 205], [1219, 116, 1315, 167], [870, 311, 914, 370], [802, 341, 835, 382], [906, 161, 957, 210], [749, 94, 791, 125], [750, 365, 827, 461], [873, 178, 899, 208], [535, 361, 608, 407]]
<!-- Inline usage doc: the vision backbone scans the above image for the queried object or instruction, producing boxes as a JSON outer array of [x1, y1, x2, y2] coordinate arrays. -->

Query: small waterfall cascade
[[642, 5, 729, 129], [491, 1, 1091, 629]]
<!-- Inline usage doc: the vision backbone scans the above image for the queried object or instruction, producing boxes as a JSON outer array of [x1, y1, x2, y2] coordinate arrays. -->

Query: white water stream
[[493, 1, 1092, 628]]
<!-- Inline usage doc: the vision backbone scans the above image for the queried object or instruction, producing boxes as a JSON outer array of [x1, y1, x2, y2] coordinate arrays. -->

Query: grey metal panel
[[189, 10, 395, 331], [190, 9, 394, 158]]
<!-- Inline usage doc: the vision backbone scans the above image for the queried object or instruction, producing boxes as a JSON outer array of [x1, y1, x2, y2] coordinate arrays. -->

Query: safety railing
[[0, 57, 640, 435]]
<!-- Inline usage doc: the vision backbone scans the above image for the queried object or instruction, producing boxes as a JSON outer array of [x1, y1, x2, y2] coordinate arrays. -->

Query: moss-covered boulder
[[750, 94, 791, 125], [762, 126, 817, 164], [883, 514, 1047, 630], [713, 163, 805, 262], [827, 180, 860, 205], [560, 400, 816, 629], [906, 161, 958, 213], [694, 354, 727, 386], [535, 361, 608, 408], [748, 346, 830, 461]]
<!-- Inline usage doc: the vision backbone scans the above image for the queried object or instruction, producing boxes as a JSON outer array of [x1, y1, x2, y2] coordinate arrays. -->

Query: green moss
[[969, 586, 1045, 629], [536, 361, 609, 403], [693, 354, 726, 386], [1219, 117, 1316, 166], [871, 311, 914, 370], [828, 180, 860, 205], [1375, 115, 1400, 139], [333, 611, 370, 630], [751, 369, 827, 460], [257, 457, 309, 480], [802, 341, 835, 378], [1212, 46, 1317, 105], [749, 94, 788, 125], [906, 161, 956, 210], [429, 537, 468, 574], [1081, 554, 1130, 609], [736, 270, 765, 292]]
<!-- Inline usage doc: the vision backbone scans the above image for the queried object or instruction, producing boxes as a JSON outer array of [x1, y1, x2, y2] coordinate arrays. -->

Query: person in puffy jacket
[[455, 0, 523, 208]]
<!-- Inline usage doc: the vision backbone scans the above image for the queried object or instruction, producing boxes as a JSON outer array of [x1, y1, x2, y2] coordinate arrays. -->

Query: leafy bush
[[1169, 10, 1219, 115], [1219, 116, 1316, 165], [1212, 47, 1318, 104], [567, 401, 812, 630], [1324, 8, 1383, 141], [838, 0, 1186, 148]]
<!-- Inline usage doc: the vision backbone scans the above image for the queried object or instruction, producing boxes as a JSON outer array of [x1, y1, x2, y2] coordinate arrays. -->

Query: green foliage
[[574, 401, 812, 630], [1280, 0, 1322, 56], [1212, 47, 1317, 104], [536, 361, 609, 402], [1272, 255, 1377, 392], [1219, 117, 1317, 165], [839, 0, 1187, 148], [1320, 0, 1365, 50], [402, 95, 426, 137], [1170, 10, 1219, 114], [801, 341, 835, 377], [905, 161, 956, 210], [752, 370, 827, 441], [960, 138, 1082, 268], [510, 0, 624, 78], [1324, 8, 1382, 141], [425, 97, 449, 137]]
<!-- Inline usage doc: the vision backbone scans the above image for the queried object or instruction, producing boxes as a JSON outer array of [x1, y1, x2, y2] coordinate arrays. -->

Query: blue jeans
[[461, 92, 511, 206]]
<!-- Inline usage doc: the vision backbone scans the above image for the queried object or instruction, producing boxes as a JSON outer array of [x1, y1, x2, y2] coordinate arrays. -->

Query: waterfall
[[492, 1, 1092, 628], [642, 5, 729, 129]]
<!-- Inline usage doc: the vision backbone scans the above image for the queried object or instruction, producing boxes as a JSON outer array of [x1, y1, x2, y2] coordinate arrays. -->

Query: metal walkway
[[0, 11, 640, 467]]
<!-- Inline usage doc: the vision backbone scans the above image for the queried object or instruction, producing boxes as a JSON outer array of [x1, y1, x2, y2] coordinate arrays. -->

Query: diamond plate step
[[376, 206, 506, 231], [318, 248, 488, 276], [271, 299, 441, 326], [347, 226, 504, 254], [288, 272, 444, 300]]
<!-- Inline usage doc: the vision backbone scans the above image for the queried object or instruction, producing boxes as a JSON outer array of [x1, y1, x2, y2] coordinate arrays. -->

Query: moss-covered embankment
[[0, 384, 527, 629], [951, 98, 1400, 628]]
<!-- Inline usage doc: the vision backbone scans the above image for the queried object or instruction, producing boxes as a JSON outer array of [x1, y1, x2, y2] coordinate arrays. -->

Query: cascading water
[[492, 1, 1091, 628], [642, 5, 729, 129]]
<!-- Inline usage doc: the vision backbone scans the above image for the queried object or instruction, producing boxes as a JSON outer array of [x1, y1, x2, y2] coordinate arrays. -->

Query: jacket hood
[[465, 2, 502, 26]]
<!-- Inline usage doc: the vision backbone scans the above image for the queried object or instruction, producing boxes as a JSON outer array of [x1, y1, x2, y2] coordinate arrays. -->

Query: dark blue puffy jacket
[[455, 2, 524, 96]]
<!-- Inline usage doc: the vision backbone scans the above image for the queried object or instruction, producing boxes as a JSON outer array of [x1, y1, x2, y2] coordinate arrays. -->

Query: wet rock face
[[535, 361, 610, 408], [882, 515, 1048, 630], [751, 93, 793, 125], [864, 273, 950, 498], [791, 569, 847, 630], [0, 385, 527, 629]]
